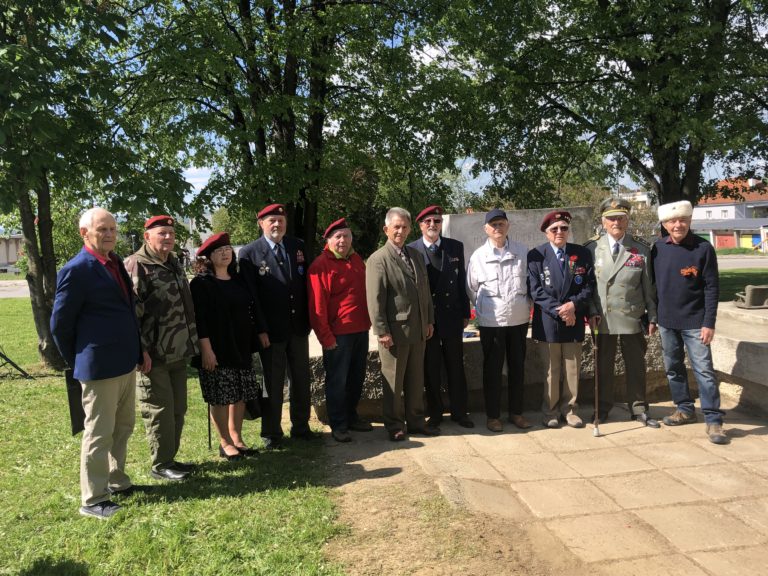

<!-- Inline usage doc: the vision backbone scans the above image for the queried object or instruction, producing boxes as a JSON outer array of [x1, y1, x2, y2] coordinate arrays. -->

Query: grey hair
[[79, 207, 112, 231], [384, 207, 411, 226]]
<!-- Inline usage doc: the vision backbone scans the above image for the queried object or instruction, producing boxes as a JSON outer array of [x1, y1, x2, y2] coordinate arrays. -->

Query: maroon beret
[[257, 203, 286, 219], [197, 232, 230, 258], [323, 217, 350, 239], [540, 210, 572, 232], [144, 215, 175, 230], [415, 205, 443, 223]]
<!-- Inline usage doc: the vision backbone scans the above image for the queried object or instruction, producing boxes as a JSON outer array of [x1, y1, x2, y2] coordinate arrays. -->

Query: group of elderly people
[[50, 196, 726, 519]]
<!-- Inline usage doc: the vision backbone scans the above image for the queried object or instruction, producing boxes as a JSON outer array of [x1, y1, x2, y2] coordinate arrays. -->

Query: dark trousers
[[597, 332, 648, 416], [479, 324, 527, 419], [258, 334, 311, 439], [424, 332, 468, 421], [322, 331, 368, 432]]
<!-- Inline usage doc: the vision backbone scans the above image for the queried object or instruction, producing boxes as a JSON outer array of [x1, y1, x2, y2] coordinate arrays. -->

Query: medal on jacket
[[258, 260, 270, 276], [543, 267, 551, 287]]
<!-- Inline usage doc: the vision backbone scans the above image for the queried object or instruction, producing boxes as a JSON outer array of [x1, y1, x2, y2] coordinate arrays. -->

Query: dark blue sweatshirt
[[651, 233, 718, 330]]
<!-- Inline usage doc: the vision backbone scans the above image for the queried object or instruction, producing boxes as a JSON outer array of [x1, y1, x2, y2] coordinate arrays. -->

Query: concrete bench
[[735, 285, 768, 309]]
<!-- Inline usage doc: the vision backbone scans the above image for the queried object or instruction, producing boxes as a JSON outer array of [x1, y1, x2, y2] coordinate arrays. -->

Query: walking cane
[[589, 321, 601, 438], [207, 404, 212, 450]]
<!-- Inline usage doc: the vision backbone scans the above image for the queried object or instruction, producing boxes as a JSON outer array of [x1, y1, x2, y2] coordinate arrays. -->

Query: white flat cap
[[658, 200, 693, 222]]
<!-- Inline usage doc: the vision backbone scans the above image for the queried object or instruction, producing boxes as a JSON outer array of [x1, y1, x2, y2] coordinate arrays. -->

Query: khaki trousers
[[542, 342, 581, 418], [379, 340, 427, 432], [80, 371, 136, 506], [137, 359, 188, 470]]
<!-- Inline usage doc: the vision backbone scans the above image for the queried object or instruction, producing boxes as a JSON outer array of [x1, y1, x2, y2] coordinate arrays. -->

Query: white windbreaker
[[466, 238, 531, 327]]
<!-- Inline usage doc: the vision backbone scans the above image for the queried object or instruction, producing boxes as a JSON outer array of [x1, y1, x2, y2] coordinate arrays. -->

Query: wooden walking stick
[[589, 322, 601, 438]]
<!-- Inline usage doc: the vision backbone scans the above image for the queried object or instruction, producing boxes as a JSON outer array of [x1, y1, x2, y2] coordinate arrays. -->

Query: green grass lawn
[[0, 301, 343, 576], [718, 268, 768, 302], [0, 272, 23, 281]]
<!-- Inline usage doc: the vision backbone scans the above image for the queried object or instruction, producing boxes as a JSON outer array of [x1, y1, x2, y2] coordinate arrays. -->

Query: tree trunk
[[16, 180, 66, 371]]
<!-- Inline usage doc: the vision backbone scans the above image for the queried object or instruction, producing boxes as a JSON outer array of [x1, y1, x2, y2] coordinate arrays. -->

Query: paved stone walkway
[[335, 403, 768, 576]]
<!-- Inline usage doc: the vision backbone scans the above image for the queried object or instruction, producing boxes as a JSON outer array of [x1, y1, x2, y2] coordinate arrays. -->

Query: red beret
[[257, 203, 286, 219], [323, 217, 350, 239], [415, 205, 443, 223], [197, 232, 230, 258], [540, 210, 572, 232], [144, 215, 175, 230]]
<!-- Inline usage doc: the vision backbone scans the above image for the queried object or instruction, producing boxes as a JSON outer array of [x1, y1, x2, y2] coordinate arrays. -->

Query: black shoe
[[262, 437, 283, 450], [108, 484, 150, 498], [426, 416, 443, 428], [150, 466, 189, 481], [452, 416, 475, 429], [409, 425, 441, 437], [632, 413, 660, 428], [332, 429, 353, 443], [219, 445, 244, 461], [79, 500, 121, 520], [234, 444, 259, 456], [290, 429, 322, 441], [172, 461, 197, 473], [348, 418, 373, 432]]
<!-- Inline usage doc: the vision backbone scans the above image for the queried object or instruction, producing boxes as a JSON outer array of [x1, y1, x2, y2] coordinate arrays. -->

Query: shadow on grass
[[17, 557, 89, 576]]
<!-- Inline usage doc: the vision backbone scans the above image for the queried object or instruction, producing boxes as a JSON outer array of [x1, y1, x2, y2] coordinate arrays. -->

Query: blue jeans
[[322, 331, 369, 432], [658, 326, 724, 424]]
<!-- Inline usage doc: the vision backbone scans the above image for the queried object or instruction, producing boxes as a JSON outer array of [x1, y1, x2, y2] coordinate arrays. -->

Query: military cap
[[144, 215, 175, 230], [197, 232, 230, 258], [484, 208, 508, 224], [540, 210, 572, 232], [415, 205, 443, 223], [657, 200, 693, 222], [257, 203, 286, 219], [600, 197, 631, 217], [323, 218, 350, 239]]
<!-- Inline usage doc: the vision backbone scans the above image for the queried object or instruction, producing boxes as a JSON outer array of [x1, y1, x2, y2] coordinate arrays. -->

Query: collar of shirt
[[422, 237, 441, 250], [665, 231, 695, 246], [549, 242, 565, 255], [608, 235, 625, 251], [84, 245, 110, 265], [326, 244, 355, 260], [264, 237, 283, 252]]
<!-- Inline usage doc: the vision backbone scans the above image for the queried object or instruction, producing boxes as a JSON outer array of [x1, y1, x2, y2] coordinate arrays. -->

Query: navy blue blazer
[[407, 236, 471, 338], [239, 235, 310, 343], [527, 242, 595, 343], [51, 248, 141, 381]]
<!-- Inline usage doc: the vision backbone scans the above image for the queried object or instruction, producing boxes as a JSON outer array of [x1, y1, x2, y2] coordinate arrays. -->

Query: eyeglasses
[[211, 245, 232, 255], [422, 218, 442, 224], [547, 226, 570, 233]]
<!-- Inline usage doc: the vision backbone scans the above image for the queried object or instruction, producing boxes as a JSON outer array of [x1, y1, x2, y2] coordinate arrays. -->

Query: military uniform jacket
[[527, 242, 595, 343], [239, 235, 310, 343], [124, 245, 199, 364], [585, 234, 657, 335], [366, 242, 434, 346], [407, 236, 470, 338]]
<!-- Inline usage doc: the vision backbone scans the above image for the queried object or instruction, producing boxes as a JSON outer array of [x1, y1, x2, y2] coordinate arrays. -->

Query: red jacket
[[307, 247, 371, 348]]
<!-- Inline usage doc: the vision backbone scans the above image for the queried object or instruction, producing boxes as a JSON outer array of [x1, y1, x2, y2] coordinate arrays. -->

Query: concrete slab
[[463, 432, 544, 455], [592, 471, 703, 509], [546, 512, 669, 562], [409, 451, 505, 482], [690, 546, 768, 576], [598, 554, 709, 576], [437, 477, 531, 520], [529, 425, 614, 453], [405, 434, 476, 455], [634, 504, 763, 552], [628, 441, 727, 468], [511, 478, 620, 518], [492, 453, 581, 482], [558, 447, 655, 477], [743, 460, 768, 478], [599, 424, 677, 447], [692, 436, 768, 462], [666, 463, 768, 499], [721, 497, 768, 536]]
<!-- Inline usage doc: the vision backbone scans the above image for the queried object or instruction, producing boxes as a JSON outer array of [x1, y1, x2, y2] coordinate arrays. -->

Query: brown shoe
[[508, 414, 532, 429], [486, 418, 504, 432], [706, 423, 730, 445], [662, 410, 697, 426]]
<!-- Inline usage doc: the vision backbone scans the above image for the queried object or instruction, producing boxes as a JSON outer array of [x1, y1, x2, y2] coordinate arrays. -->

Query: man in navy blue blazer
[[239, 203, 314, 449], [51, 207, 145, 520], [528, 210, 596, 429]]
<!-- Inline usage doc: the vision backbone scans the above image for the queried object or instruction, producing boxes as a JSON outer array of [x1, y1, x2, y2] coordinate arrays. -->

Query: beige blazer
[[366, 242, 434, 345], [586, 234, 657, 335]]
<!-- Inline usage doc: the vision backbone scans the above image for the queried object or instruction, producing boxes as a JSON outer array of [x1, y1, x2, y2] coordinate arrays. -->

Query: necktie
[[274, 244, 289, 277], [556, 248, 565, 273], [612, 242, 620, 262], [428, 244, 437, 254]]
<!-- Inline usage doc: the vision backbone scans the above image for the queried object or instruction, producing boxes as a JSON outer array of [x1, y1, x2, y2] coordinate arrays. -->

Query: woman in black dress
[[191, 232, 265, 460]]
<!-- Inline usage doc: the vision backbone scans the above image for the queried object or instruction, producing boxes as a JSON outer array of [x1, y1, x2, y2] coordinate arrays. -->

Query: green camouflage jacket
[[124, 244, 199, 364]]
